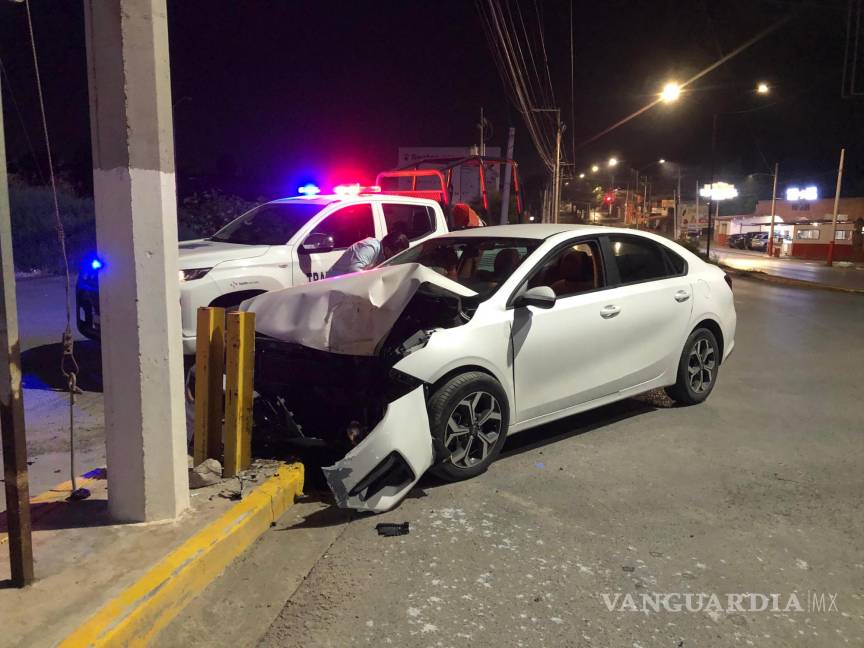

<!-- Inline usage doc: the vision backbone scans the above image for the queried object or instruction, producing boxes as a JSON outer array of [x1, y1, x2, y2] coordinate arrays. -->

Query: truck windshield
[[210, 202, 326, 245], [385, 237, 540, 299]]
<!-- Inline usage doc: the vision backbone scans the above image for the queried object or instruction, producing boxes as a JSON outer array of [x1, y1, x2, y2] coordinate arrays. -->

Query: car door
[[296, 202, 376, 283], [510, 237, 624, 423], [593, 234, 694, 392]]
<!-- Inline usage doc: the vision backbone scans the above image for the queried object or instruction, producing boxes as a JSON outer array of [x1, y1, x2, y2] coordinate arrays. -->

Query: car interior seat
[[550, 251, 596, 296], [492, 248, 521, 280]]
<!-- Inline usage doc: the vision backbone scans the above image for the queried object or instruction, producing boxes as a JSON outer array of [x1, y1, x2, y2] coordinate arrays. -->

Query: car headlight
[[179, 268, 211, 282]]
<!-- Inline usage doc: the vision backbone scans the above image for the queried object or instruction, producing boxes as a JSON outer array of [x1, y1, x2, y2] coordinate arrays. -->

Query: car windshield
[[384, 236, 540, 299], [210, 202, 327, 245]]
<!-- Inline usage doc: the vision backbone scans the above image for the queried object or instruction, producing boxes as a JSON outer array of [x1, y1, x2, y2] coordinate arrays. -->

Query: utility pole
[[478, 107, 485, 157], [694, 179, 700, 240], [767, 162, 779, 257], [553, 118, 562, 224], [642, 181, 648, 230], [827, 148, 846, 266], [499, 127, 515, 225], [0, 72, 34, 587], [675, 165, 682, 239], [706, 113, 719, 258], [530, 107, 561, 223]]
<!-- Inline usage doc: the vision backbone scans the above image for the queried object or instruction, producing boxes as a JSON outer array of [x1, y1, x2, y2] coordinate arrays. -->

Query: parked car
[[749, 232, 769, 251], [728, 232, 757, 249], [727, 233, 747, 248], [247, 224, 737, 513], [76, 187, 450, 354]]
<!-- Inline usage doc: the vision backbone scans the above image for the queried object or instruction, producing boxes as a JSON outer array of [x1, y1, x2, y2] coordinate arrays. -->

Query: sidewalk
[[708, 247, 864, 293], [0, 461, 303, 648]]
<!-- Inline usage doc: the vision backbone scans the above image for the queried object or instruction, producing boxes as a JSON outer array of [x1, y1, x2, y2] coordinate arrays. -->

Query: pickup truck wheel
[[428, 371, 509, 482]]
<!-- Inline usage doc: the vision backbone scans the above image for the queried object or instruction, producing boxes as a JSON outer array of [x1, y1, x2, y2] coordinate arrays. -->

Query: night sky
[[0, 0, 861, 204]]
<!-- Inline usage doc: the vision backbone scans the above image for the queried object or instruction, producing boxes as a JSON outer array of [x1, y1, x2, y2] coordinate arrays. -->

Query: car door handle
[[600, 305, 621, 319], [674, 290, 691, 303]]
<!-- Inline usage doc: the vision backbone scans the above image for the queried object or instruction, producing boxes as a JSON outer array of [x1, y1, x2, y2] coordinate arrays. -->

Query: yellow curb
[[1, 469, 105, 546], [59, 463, 304, 648]]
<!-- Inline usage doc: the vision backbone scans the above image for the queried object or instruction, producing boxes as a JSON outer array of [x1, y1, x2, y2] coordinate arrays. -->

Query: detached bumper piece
[[323, 386, 434, 513]]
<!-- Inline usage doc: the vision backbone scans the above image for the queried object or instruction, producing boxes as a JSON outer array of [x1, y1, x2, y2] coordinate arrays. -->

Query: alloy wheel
[[687, 337, 716, 393], [443, 391, 503, 469]]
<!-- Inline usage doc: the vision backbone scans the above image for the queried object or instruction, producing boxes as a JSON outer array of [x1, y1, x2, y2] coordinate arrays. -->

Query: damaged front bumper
[[322, 385, 434, 513]]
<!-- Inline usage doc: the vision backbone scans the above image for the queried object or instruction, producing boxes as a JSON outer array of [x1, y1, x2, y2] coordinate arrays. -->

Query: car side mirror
[[300, 232, 334, 254], [514, 286, 556, 309]]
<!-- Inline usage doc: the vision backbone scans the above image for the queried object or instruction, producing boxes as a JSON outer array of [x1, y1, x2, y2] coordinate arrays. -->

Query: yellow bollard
[[193, 307, 225, 466], [223, 311, 255, 478]]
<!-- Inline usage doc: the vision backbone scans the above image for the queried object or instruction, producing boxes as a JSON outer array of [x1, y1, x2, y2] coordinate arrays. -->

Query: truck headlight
[[179, 268, 211, 282]]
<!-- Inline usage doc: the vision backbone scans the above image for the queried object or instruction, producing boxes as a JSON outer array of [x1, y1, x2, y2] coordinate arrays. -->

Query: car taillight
[[724, 273, 733, 291]]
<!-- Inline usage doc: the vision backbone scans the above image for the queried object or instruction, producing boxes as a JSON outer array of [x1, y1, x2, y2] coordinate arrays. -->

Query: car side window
[[310, 204, 375, 249], [526, 240, 605, 298], [608, 236, 671, 284], [382, 203, 435, 240], [663, 247, 687, 275]]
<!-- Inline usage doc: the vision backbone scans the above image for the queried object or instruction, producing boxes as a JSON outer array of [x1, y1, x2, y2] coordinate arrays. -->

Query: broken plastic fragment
[[376, 522, 409, 537]]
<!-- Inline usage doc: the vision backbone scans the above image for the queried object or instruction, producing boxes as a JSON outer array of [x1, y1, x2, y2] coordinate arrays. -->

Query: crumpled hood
[[178, 239, 270, 269], [240, 263, 477, 356]]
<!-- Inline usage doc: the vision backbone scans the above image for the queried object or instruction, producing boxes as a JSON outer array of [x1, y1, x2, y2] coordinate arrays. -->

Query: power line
[[476, 0, 558, 171]]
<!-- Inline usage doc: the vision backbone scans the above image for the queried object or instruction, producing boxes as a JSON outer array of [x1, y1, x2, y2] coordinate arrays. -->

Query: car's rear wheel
[[665, 327, 720, 405], [428, 371, 509, 481]]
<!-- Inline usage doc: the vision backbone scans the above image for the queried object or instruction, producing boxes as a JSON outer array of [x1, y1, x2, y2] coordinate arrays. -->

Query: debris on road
[[189, 458, 223, 488], [375, 522, 409, 537]]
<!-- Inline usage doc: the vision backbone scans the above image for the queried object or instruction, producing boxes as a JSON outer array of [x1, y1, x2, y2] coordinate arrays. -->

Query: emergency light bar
[[332, 183, 382, 196]]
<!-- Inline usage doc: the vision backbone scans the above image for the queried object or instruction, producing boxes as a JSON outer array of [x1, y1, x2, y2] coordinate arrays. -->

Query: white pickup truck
[[76, 188, 449, 354]]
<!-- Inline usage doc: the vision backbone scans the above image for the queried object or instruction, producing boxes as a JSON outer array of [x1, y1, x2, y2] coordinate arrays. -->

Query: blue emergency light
[[298, 183, 321, 196], [90, 257, 104, 271]]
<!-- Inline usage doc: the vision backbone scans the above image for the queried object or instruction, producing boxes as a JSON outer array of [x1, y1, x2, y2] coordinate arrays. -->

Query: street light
[[578, 173, 585, 179], [591, 164, 599, 173], [658, 158, 666, 164], [756, 82, 770, 94], [608, 157, 618, 167], [705, 87, 773, 256], [660, 81, 681, 103]]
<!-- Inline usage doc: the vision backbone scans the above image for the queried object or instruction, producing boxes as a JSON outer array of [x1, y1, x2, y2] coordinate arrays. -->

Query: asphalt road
[[158, 276, 864, 648]]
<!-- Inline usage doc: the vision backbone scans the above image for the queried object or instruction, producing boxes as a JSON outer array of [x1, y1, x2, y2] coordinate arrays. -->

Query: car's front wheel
[[428, 371, 509, 482], [665, 327, 720, 405]]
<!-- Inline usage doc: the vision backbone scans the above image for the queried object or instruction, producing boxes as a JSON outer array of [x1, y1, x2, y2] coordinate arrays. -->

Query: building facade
[[716, 197, 864, 261]]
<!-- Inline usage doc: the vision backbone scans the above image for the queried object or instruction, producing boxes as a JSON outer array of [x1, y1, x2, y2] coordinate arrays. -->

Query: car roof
[[438, 223, 626, 240]]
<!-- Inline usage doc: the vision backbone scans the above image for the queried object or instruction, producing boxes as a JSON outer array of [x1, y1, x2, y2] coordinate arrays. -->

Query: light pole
[[705, 83, 774, 257], [767, 163, 779, 256]]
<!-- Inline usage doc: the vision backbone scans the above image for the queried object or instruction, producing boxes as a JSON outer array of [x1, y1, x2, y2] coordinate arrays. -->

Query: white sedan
[[246, 224, 736, 512]]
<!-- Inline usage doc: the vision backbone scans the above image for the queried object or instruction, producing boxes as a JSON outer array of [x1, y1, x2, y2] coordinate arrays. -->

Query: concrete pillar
[[84, 0, 189, 521]]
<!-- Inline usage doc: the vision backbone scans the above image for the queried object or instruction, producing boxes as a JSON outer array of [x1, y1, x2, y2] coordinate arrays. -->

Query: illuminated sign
[[699, 182, 738, 201], [785, 186, 818, 201]]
